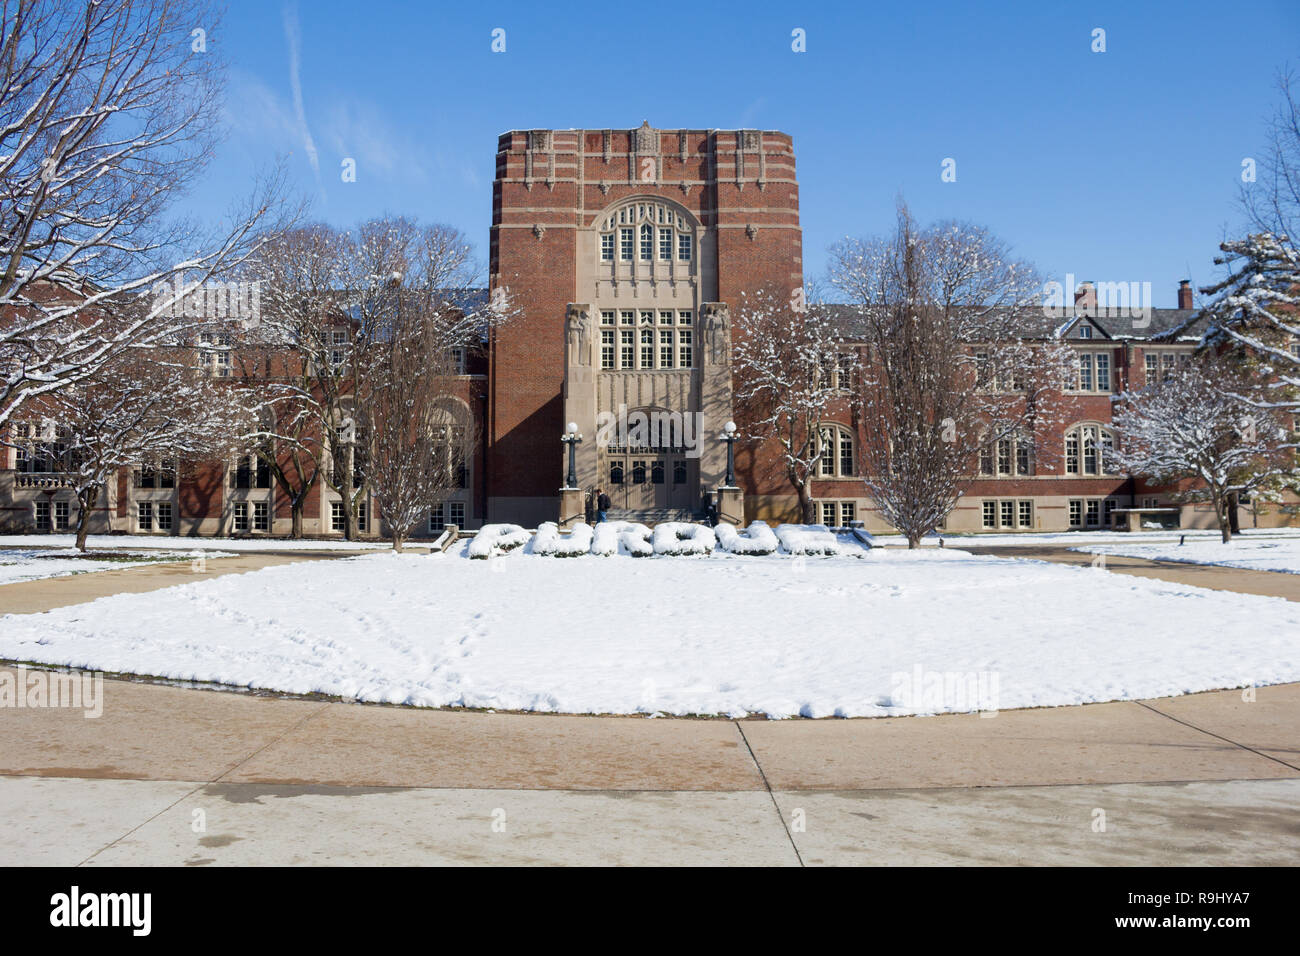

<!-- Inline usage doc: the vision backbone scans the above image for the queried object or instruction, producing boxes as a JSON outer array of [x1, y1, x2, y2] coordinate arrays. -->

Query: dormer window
[[1078, 324, 1093, 339]]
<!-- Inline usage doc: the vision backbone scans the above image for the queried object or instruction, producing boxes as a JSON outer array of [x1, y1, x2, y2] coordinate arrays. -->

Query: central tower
[[488, 124, 802, 526]]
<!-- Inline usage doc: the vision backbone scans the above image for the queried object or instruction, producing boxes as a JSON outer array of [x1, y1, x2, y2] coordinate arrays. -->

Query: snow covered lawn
[[1075, 537, 1300, 575], [0, 549, 213, 586], [1, 545, 1296, 718]]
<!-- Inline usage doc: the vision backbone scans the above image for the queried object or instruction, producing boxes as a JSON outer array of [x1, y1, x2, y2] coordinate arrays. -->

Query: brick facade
[[3, 126, 1296, 538]]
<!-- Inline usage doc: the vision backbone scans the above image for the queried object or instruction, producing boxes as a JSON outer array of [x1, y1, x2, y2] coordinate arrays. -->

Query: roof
[[822, 304, 1208, 344]]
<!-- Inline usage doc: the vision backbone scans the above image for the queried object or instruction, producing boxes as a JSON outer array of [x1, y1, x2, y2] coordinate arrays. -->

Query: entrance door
[[607, 457, 652, 511], [606, 454, 692, 512]]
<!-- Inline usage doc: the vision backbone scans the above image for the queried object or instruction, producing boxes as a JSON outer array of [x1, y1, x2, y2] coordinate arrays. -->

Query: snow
[[0, 548, 222, 585], [617, 523, 655, 558], [1076, 538, 1300, 575], [715, 521, 779, 555], [651, 522, 716, 555], [3, 545, 1295, 718], [0, 534, 392, 552], [588, 520, 649, 557], [775, 523, 841, 555], [531, 522, 594, 557], [466, 524, 530, 559]]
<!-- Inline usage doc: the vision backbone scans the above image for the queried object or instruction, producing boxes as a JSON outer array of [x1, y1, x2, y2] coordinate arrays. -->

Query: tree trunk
[[346, 489, 358, 540], [794, 478, 816, 524], [1228, 492, 1241, 535], [1214, 494, 1232, 543], [291, 497, 304, 539], [75, 486, 98, 552], [907, 532, 921, 549], [392, 532, 403, 552]]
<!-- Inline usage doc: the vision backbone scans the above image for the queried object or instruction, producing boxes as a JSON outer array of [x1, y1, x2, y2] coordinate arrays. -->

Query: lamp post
[[720, 420, 737, 487], [561, 421, 582, 490]]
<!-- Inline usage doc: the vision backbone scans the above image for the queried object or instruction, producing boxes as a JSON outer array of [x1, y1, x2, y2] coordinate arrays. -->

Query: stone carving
[[566, 304, 592, 367], [529, 130, 551, 151], [745, 223, 758, 240], [742, 129, 760, 150], [532, 223, 546, 240], [702, 303, 731, 365], [634, 120, 657, 153]]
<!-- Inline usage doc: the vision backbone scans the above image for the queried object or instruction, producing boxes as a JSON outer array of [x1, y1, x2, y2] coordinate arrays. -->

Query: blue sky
[[198, 0, 1300, 306]]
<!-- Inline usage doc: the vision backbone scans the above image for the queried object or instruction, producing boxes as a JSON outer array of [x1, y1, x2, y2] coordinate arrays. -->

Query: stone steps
[[605, 508, 702, 526]]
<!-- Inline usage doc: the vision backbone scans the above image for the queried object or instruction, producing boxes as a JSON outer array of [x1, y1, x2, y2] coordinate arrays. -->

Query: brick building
[[487, 124, 802, 525], [3, 125, 1296, 538]]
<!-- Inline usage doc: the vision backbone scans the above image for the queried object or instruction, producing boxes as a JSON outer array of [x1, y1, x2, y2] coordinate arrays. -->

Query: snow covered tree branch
[[1110, 356, 1297, 543], [0, 0, 293, 427], [6, 343, 254, 551], [1164, 233, 1300, 413], [731, 285, 863, 524]]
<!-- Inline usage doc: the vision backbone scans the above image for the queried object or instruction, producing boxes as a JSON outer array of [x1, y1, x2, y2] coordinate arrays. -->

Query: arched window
[[598, 200, 694, 264], [817, 425, 855, 477], [1064, 423, 1115, 476], [979, 431, 1034, 476]]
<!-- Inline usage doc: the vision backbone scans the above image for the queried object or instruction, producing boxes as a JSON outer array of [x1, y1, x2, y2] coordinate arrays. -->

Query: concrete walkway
[[2, 667, 1297, 865], [962, 544, 1300, 602], [0, 550, 371, 615]]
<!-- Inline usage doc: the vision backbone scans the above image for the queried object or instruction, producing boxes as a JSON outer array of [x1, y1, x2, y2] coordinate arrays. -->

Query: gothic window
[[598, 200, 694, 268], [816, 425, 855, 477], [1064, 424, 1116, 476]]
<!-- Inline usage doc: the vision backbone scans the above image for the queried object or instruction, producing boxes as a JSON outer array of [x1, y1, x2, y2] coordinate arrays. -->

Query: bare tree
[[250, 218, 509, 540], [1110, 356, 1297, 543], [237, 225, 349, 536], [337, 219, 499, 540], [11, 345, 253, 551], [0, 0, 290, 427], [829, 202, 1074, 547], [731, 286, 862, 524], [361, 305, 478, 551], [1242, 69, 1300, 242]]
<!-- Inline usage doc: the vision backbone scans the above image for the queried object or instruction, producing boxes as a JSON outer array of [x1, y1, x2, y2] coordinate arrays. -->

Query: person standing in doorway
[[596, 487, 611, 523]]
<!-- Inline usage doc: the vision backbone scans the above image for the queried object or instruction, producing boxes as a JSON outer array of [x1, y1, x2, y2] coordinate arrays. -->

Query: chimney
[[1074, 281, 1096, 313], [1177, 279, 1193, 310]]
